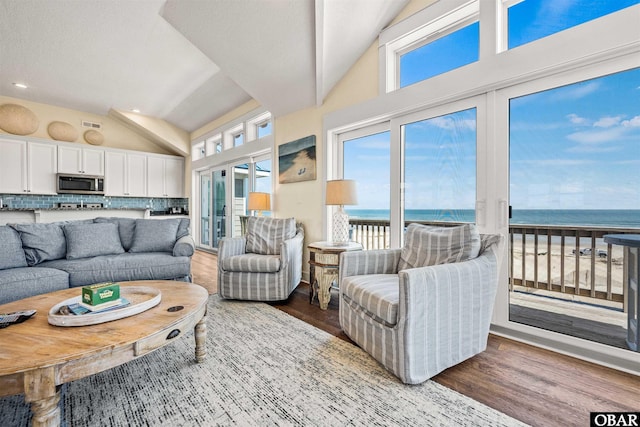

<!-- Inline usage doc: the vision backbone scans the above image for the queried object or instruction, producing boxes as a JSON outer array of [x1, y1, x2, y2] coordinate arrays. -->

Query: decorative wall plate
[[47, 121, 78, 142], [0, 103, 39, 135], [84, 129, 104, 145]]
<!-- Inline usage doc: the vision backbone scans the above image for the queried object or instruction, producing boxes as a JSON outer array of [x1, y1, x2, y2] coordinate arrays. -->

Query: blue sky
[[510, 68, 640, 209], [344, 1, 639, 212]]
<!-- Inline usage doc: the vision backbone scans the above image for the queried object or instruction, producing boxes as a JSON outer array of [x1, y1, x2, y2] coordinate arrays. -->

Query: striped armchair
[[218, 217, 304, 301], [339, 227, 504, 384]]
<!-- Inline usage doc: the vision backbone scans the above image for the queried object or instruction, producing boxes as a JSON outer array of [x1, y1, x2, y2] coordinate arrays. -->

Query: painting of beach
[[278, 135, 316, 183]]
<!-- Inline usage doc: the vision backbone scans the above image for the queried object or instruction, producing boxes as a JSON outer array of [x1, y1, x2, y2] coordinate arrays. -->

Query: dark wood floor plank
[[191, 250, 640, 427]]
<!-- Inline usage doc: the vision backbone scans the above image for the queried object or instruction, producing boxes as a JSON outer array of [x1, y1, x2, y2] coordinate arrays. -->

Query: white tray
[[48, 286, 161, 327]]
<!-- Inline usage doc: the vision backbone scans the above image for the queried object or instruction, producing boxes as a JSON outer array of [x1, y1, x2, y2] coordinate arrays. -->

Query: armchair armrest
[[397, 236, 503, 373], [339, 249, 401, 285], [279, 228, 304, 269], [173, 235, 196, 257]]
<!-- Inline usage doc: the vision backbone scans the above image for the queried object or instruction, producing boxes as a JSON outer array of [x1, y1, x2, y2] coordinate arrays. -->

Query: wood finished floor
[[191, 250, 639, 427]]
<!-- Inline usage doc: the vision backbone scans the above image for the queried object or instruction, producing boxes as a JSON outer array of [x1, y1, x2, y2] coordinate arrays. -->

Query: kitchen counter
[[0, 208, 151, 225]]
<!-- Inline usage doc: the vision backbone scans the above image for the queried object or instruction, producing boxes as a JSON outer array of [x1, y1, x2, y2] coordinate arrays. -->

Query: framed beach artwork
[[278, 135, 317, 184]]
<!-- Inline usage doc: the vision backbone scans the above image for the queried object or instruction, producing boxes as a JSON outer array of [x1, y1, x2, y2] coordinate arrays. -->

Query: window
[[403, 108, 477, 223], [205, 135, 222, 156], [192, 141, 205, 160], [343, 131, 391, 218], [508, 68, 640, 351], [246, 112, 272, 141], [399, 21, 479, 88], [257, 121, 272, 139], [507, 0, 639, 50], [233, 132, 244, 147], [380, 0, 479, 92]]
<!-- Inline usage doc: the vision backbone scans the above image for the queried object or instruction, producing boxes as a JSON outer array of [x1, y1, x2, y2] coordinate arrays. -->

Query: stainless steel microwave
[[57, 174, 105, 195]]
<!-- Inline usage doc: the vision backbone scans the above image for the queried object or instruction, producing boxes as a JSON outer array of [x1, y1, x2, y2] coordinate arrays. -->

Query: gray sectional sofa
[[0, 217, 194, 305]]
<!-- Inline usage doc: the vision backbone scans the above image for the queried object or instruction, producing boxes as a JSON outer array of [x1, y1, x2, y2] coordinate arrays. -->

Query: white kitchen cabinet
[[147, 155, 184, 198], [58, 145, 104, 175], [28, 142, 58, 194], [104, 151, 147, 197], [0, 139, 57, 195]]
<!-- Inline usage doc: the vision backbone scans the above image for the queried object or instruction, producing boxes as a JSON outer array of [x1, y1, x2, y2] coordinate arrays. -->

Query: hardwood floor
[[191, 250, 639, 427]]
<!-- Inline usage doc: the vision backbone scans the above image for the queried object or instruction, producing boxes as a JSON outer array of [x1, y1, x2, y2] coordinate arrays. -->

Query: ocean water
[[346, 209, 640, 228]]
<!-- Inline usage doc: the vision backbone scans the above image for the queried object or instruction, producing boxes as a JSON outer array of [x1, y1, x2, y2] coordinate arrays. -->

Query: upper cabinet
[[104, 151, 147, 197], [0, 137, 184, 199], [0, 139, 57, 195], [147, 155, 184, 198], [58, 145, 104, 175]]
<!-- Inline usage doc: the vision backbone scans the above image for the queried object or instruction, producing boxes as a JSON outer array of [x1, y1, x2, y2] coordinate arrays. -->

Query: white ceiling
[[0, 0, 407, 133]]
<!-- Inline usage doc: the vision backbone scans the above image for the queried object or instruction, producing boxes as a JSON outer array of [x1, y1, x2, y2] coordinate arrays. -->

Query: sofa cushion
[[342, 274, 399, 326], [245, 217, 296, 255], [63, 222, 124, 260], [0, 267, 69, 305], [40, 252, 191, 287], [129, 219, 180, 253], [397, 223, 481, 271], [220, 253, 281, 273], [0, 225, 27, 270], [10, 222, 67, 266], [94, 217, 137, 251]]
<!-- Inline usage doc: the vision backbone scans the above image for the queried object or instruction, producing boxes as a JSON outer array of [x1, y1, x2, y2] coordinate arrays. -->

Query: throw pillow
[[94, 217, 137, 251], [0, 225, 28, 270], [177, 218, 190, 239], [129, 219, 180, 253], [10, 222, 67, 266], [245, 217, 296, 255], [397, 223, 481, 271], [63, 222, 125, 260]]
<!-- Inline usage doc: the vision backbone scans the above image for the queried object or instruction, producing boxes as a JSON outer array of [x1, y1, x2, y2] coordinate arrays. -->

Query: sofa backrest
[[6, 217, 191, 266], [0, 225, 28, 270]]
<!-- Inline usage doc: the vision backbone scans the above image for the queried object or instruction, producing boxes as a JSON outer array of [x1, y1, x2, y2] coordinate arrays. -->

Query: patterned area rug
[[2, 295, 527, 426]]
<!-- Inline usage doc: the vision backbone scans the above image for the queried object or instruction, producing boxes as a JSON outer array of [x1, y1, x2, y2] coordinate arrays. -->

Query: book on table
[[68, 298, 131, 315]]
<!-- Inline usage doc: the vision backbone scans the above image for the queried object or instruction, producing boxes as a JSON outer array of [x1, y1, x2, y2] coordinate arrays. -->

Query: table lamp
[[326, 179, 357, 245], [248, 192, 271, 216]]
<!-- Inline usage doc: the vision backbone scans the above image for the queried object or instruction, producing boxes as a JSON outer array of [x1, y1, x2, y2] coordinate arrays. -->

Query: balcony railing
[[349, 218, 638, 307]]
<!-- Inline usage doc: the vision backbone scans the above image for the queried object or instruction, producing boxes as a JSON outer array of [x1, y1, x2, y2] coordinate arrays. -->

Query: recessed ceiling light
[[13, 83, 27, 89], [132, 109, 140, 113]]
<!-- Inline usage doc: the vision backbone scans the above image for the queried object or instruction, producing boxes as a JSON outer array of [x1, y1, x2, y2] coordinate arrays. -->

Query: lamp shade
[[326, 180, 357, 206], [248, 192, 271, 211]]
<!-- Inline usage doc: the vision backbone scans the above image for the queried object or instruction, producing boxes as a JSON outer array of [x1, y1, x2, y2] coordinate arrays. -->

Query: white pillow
[[398, 223, 481, 271]]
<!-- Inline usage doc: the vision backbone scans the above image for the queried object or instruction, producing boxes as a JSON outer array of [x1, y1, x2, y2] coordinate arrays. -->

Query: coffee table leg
[[24, 367, 60, 427], [194, 315, 207, 363], [31, 391, 61, 427]]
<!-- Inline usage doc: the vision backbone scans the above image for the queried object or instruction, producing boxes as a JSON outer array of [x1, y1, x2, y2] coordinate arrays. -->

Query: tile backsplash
[[0, 193, 188, 211]]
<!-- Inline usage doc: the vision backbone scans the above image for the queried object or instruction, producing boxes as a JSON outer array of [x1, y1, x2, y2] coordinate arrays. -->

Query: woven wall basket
[[48, 121, 79, 142], [84, 129, 104, 145], [0, 103, 39, 135]]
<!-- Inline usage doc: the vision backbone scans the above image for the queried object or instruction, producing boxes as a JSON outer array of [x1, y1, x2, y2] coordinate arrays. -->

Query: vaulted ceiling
[[0, 0, 407, 133]]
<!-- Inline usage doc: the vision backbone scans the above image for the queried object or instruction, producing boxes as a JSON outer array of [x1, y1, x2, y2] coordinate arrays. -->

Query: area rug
[[1, 295, 527, 426]]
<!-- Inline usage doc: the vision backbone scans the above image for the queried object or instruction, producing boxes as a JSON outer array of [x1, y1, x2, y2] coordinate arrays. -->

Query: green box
[[82, 282, 120, 306]]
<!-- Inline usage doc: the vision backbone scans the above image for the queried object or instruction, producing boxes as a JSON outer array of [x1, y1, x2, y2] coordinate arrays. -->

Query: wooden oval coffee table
[[0, 280, 208, 427]]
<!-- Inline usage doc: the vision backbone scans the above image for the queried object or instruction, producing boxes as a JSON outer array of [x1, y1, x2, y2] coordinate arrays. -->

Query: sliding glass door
[[507, 68, 639, 351], [197, 156, 273, 250]]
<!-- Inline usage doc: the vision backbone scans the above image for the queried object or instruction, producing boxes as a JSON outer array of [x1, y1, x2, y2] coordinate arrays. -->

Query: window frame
[[380, 0, 479, 93]]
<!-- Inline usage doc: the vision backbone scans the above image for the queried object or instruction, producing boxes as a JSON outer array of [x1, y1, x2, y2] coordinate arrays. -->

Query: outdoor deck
[[349, 218, 637, 352]]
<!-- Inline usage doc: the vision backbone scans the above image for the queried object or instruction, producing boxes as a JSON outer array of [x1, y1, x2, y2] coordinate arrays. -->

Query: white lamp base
[[332, 206, 350, 245]]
